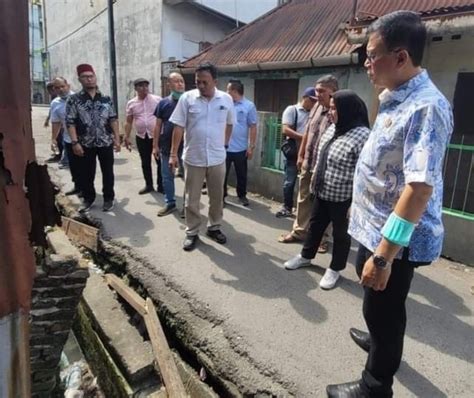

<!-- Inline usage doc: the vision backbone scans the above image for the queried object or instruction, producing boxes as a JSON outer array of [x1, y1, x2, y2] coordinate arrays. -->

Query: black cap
[[133, 78, 150, 86]]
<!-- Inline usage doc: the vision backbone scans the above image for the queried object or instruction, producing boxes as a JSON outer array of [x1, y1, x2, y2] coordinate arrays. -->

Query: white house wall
[[424, 33, 474, 104], [45, 1, 238, 123], [200, 0, 279, 24], [161, 3, 236, 62], [45, 0, 162, 121]]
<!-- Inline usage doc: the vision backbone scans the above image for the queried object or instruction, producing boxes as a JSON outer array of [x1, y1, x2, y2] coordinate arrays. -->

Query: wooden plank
[[144, 298, 188, 398], [104, 274, 147, 317], [61, 216, 99, 252]]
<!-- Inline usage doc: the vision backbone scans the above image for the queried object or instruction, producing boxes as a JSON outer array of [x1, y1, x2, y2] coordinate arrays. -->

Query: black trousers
[[356, 245, 427, 397], [81, 145, 115, 203], [224, 150, 248, 198], [136, 135, 162, 190], [301, 197, 351, 271], [56, 130, 64, 157], [64, 143, 81, 191]]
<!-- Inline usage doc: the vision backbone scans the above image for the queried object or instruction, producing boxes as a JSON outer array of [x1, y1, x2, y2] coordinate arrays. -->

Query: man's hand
[[297, 155, 304, 171], [73, 143, 84, 157], [114, 138, 121, 153], [169, 154, 178, 172], [360, 256, 392, 291], [123, 136, 132, 151], [246, 148, 254, 160], [152, 146, 160, 160], [50, 140, 58, 153]]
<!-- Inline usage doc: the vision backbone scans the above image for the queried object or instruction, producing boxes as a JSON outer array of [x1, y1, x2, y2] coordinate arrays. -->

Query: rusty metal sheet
[[183, 0, 474, 69], [0, 0, 36, 319], [356, 0, 474, 22], [182, 0, 356, 68], [0, 0, 59, 318]]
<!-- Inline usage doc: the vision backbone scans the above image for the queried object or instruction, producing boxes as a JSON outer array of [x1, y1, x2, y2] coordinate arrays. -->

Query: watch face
[[374, 255, 387, 268]]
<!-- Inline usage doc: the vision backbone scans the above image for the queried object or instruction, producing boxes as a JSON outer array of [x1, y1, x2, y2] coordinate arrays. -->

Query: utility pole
[[107, 0, 118, 110]]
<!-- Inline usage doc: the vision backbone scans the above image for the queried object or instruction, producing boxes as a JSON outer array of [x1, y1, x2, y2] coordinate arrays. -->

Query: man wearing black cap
[[66, 63, 121, 213], [124, 78, 163, 194]]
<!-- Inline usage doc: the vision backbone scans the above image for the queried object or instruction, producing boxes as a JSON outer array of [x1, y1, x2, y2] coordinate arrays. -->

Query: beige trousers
[[291, 168, 313, 239], [185, 162, 226, 236]]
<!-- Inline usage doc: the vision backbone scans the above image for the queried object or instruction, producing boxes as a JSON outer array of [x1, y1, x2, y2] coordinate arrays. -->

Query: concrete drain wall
[[30, 231, 89, 397]]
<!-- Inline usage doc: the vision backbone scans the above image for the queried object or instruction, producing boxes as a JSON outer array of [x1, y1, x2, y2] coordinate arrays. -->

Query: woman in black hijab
[[284, 90, 371, 290]]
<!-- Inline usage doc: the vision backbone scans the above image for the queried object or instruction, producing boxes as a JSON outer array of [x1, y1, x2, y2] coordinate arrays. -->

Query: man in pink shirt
[[124, 78, 163, 194]]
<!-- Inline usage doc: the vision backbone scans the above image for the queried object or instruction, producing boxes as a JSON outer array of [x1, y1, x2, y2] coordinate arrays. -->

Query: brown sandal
[[278, 233, 301, 243]]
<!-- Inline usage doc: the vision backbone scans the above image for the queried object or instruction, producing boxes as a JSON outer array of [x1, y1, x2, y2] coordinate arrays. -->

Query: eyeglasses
[[365, 48, 404, 64]]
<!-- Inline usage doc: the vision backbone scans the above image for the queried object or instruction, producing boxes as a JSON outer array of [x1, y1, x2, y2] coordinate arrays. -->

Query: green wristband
[[381, 212, 416, 247]]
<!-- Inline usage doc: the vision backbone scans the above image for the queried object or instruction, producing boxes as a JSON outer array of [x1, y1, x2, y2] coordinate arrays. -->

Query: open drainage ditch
[[55, 192, 293, 397], [75, 239, 228, 398]]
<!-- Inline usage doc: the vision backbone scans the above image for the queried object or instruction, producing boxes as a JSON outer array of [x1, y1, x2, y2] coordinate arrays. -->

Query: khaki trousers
[[185, 162, 226, 236], [291, 168, 313, 239]]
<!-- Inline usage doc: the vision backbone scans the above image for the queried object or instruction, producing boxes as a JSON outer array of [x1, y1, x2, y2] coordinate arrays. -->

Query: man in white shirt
[[124, 78, 162, 194], [170, 63, 235, 251], [50, 77, 77, 194]]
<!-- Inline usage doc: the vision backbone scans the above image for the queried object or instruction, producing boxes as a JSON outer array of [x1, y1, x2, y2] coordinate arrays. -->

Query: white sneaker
[[284, 254, 311, 270], [319, 268, 340, 290]]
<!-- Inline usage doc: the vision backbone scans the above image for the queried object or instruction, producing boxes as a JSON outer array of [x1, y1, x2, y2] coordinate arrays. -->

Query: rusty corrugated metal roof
[[182, 0, 474, 68], [182, 0, 357, 68], [355, 0, 474, 23]]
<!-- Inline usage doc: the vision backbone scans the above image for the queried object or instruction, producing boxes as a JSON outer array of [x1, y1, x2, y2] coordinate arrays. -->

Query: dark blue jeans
[[283, 159, 298, 210], [160, 153, 175, 205]]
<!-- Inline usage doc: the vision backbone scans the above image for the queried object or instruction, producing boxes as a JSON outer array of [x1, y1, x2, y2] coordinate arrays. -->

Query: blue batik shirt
[[349, 70, 453, 262]]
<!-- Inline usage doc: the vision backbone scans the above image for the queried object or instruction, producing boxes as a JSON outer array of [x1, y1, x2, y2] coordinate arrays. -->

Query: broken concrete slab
[[82, 272, 158, 388]]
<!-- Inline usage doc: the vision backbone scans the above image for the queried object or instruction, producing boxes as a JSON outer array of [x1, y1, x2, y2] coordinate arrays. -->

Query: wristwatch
[[372, 254, 390, 270], [71, 140, 80, 146]]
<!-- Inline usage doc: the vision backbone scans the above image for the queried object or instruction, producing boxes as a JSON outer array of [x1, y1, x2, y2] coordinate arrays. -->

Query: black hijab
[[332, 89, 369, 136]]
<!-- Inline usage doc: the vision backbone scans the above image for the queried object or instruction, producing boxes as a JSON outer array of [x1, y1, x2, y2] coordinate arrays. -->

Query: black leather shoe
[[65, 188, 80, 196], [206, 229, 227, 244], [238, 196, 249, 206], [139, 186, 154, 195], [327, 380, 366, 397], [183, 235, 198, 251], [349, 328, 370, 353]]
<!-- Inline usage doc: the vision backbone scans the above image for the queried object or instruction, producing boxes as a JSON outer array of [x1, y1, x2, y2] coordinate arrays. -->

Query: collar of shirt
[[197, 88, 222, 101], [296, 104, 307, 112], [379, 69, 428, 105], [79, 89, 103, 100]]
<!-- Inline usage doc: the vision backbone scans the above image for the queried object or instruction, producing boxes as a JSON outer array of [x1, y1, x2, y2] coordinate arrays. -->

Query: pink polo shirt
[[126, 94, 161, 139]]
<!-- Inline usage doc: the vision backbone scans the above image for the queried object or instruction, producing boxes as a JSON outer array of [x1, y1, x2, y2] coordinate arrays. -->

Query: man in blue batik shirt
[[327, 11, 453, 398], [224, 80, 258, 207]]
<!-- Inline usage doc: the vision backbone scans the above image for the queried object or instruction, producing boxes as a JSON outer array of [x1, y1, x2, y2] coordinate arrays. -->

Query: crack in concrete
[[53, 189, 296, 397]]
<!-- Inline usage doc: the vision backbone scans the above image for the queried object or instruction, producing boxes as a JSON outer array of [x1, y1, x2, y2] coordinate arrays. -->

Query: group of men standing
[[49, 62, 258, 250], [47, 10, 454, 396]]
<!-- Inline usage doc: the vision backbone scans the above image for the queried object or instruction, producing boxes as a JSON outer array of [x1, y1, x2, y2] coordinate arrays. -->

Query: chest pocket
[[188, 105, 201, 121], [237, 110, 246, 124], [216, 106, 228, 123]]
